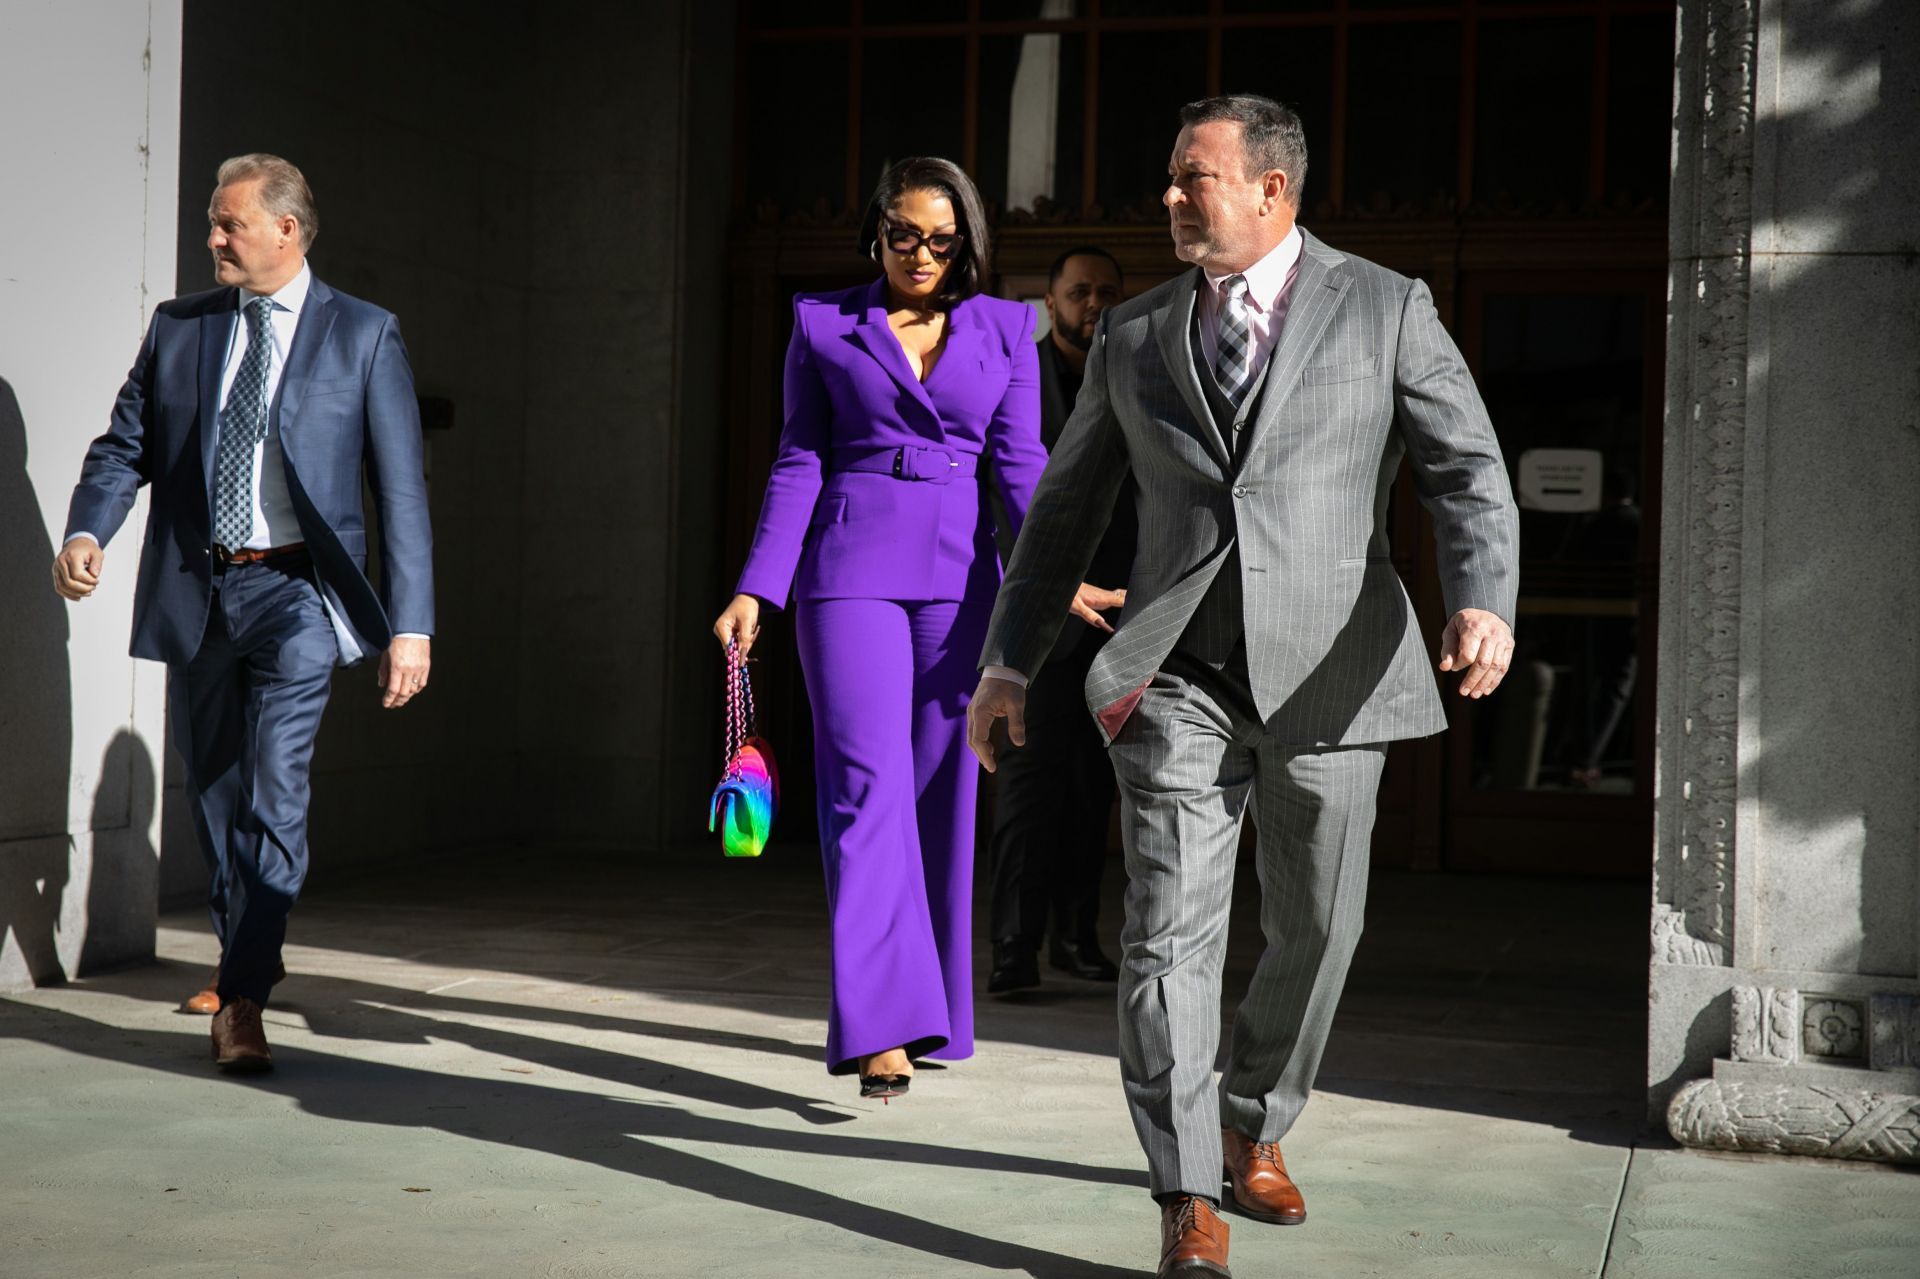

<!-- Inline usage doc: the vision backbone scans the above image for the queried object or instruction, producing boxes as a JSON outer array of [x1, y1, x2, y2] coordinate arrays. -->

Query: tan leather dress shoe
[[1221, 1128, 1307, 1225], [1158, 1194, 1231, 1278], [185, 971, 222, 1015], [209, 997, 273, 1072], [184, 962, 288, 1016]]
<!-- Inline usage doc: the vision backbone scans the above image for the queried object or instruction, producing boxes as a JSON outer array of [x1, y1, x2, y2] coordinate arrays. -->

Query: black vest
[[1173, 302, 1277, 666]]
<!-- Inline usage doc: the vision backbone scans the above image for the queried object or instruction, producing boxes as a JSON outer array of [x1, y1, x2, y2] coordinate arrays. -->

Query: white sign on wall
[[1517, 448, 1604, 512]]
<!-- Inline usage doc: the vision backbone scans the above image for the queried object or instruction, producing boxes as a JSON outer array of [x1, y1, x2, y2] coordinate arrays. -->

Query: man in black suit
[[987, 246, 1135, 993]]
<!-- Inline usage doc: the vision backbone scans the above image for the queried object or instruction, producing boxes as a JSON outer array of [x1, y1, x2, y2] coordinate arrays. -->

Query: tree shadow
[[0, 374, 73, 988], [0, 987, 1148, 1279]]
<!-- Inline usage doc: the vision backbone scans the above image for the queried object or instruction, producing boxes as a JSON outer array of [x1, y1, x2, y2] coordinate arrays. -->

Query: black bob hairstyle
[[856, 156, 992, 311]]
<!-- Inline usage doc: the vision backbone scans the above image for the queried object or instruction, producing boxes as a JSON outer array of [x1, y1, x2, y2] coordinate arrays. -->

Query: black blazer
[[1006, 336, 1136, 664]]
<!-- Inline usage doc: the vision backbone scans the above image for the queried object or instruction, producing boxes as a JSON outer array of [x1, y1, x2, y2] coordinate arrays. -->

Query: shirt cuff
[[982, 664, 1029, 688], [393, 633, 430, 641], [64, 532, 99, 547]]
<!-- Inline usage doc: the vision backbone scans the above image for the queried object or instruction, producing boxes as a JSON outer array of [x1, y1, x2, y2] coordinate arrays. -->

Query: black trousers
[[987, 636, 1116, 947]]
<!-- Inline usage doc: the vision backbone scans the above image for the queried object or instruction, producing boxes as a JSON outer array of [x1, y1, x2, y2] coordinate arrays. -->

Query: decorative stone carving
[[1669, 1078, 1920, 1164], [1870, 995, 1920, 1072], [1651, 903, 1726, 966], [1654, 0, 1759, 967], [1802, 997, 1866, 1061], [1730, 986, 1799, 1064]]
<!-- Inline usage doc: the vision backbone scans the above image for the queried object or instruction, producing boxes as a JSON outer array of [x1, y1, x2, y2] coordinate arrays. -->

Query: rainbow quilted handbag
[[709, 639, 779, 858]]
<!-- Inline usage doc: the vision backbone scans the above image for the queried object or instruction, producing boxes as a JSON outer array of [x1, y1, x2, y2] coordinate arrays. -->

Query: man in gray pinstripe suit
[[970, 95, 1518, 1279]]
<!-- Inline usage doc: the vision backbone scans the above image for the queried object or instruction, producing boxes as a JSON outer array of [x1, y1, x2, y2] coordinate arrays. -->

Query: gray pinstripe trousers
[[1108, 647, 1385, 1200]]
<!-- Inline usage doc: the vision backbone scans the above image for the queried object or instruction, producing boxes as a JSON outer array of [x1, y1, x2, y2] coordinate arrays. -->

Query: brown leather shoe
[[1158, 1194, 1231, 1278], [183, 962, 288, 1016], [1221, 1128, 1307, 1225], [185, 970, 222, 1015], [209, 997, 273, 1072]]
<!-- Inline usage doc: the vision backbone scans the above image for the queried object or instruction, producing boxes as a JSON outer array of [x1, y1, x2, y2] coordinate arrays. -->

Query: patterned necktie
[[1215, 273, 1254, 407], [213, 296, 276, 550]]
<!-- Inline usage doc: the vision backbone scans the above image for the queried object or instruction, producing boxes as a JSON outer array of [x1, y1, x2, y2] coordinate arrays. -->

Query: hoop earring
[[868, 240, 880, 262]]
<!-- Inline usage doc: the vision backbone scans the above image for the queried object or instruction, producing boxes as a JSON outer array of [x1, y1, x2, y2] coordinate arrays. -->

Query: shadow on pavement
[[0, 974, 1151, 1279]]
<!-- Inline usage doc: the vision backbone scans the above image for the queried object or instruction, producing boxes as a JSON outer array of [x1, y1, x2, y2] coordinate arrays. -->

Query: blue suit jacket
[[64, 276, 434, 666], [735, 278, 1048, 607]]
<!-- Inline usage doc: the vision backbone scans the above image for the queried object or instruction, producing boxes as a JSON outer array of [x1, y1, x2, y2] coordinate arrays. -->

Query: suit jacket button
[[1232, 485, 1249, 499]]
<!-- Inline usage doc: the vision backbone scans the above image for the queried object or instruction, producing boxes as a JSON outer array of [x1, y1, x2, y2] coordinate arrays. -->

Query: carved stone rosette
[[1669, 1079, 1920, 1165], [1654, 0, 1759, 967]]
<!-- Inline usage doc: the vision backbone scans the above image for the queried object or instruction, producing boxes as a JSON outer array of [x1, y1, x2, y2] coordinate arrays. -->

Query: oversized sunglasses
[[882, 221, 966, 260]]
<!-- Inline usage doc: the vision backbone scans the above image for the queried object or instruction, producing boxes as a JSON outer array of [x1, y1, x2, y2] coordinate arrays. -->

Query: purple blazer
[[736, 278, 1048, 607]]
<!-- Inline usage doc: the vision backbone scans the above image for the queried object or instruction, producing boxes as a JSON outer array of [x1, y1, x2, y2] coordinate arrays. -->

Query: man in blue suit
[[52, 154, 434, 1072]]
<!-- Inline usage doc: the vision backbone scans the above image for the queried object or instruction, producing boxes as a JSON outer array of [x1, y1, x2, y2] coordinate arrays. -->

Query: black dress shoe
[[988, 940, 1041, 993], [1049, 936, 1119, 981]]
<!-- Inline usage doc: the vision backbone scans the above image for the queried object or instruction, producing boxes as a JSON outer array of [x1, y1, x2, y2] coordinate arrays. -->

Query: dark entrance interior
[[723, 0, 1674, 879]]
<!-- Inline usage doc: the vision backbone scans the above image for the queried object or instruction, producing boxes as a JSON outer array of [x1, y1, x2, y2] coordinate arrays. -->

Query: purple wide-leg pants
[[796, 595, 988, 1075]]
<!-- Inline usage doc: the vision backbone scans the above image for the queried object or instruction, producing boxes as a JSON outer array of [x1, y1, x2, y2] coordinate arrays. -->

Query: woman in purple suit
[[714, 158, 1049, 1100]]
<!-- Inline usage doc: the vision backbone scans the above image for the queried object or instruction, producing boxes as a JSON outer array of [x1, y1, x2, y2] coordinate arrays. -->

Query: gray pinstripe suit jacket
[[980, 229, 1519, 747]]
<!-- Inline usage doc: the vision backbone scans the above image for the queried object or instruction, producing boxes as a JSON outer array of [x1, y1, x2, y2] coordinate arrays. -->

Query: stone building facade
[[1654, 0, 1920, 1163]]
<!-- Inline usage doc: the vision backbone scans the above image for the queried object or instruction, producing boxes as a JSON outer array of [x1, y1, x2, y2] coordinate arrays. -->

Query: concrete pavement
[[3, 848, 1915, 1277]]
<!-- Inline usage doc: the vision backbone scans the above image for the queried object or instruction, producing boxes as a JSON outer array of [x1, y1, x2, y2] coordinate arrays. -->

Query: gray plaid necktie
[[213, 296, 275, 550], [1215, 273, 1254, 406]]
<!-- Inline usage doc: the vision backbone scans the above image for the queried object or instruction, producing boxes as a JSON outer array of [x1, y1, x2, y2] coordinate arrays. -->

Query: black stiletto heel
[[856, 1053, 913, 1103], [858, 1073, 911, 1102]]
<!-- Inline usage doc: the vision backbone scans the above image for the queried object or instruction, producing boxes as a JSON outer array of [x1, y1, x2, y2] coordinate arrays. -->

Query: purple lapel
[[852, 278, 948, 437]]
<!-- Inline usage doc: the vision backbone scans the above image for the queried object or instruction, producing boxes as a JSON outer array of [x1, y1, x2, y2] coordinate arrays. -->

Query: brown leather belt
[[212, 541, 306, 566]]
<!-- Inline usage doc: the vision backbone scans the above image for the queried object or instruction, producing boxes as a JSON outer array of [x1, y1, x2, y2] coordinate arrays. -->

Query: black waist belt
[[832, 445, 979, 486]]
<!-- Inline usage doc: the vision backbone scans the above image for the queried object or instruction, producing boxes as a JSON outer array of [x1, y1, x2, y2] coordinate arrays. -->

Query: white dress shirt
[[983, 226, 1306, 690], [224, 260, 312, 549]]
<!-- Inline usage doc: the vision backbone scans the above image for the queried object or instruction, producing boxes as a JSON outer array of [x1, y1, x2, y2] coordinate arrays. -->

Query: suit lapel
[[272, 277, 338, 465], [197, 288, 239, 485], [924, 318, 984, 397], [848, 278, 943, 437], [1149, 270, 1230, 472], [1234, 232, 1352, 466]]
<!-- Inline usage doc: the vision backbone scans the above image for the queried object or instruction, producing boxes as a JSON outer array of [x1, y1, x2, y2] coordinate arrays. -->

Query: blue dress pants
[[167, 553, 336, 1006]]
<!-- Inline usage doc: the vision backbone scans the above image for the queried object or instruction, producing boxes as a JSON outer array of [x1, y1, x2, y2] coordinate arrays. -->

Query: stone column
[[0, 1, 182, 990], [1653, 0, 1920, 1163]]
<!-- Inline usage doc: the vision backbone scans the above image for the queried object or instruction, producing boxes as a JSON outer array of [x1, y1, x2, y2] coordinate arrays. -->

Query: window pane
[[747, 41, 849, 216], [1219, 26, 1335, 216], [980, 0, 1079, 19], [1095, 31, 1207, 217], [1470, 291, 1648, 795], [1605, 12, 1675, 208], [1346, 22, 1459, 213], [741, 1, 851, 29], [1474, 19, 1595, 210], [1101, 0, 1203, 14], [859, 38, 967, 194], [978, 32, 1087, 215], [877, 0, 969, 21]]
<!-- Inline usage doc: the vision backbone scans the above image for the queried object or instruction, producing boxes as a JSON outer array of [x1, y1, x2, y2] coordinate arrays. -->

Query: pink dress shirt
[[1195, 224, 1305, 387]]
